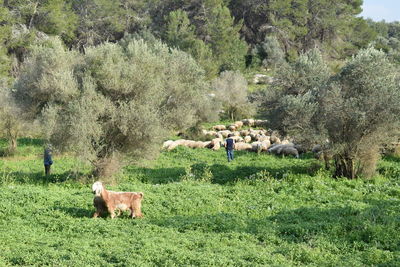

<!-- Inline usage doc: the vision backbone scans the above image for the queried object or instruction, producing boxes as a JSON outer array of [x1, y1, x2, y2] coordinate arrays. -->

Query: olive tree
[[15, 37, 214, 176], [264, 47, 400, 179], [0, 87, 24, 154], [262, 49, 330, 147], [212, 70, 255, 121], [254, 36, 286, 69], [13, 37, 80, 119], [322, 48, 400, 178]]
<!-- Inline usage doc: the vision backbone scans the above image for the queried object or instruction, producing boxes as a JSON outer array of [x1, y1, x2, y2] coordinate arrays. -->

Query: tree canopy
[[13, 37, 215, 175]]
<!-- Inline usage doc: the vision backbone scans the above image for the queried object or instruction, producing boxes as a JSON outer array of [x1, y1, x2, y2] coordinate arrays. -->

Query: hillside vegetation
[[1, 0, 400, 265], [1, 139, 399, 266]]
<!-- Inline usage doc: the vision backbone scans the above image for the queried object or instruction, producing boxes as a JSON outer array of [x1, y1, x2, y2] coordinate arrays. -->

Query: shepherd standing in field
[[44, 144, 53, 176], [225, 134, 235, 162]]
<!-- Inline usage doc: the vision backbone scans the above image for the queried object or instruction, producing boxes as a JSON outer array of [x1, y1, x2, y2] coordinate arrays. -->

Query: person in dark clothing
[[44, 145, 53, 176], [225, 134, 235, 162]]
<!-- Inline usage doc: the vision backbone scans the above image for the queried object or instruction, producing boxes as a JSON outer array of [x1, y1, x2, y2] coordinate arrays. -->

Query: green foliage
[[164, 9, 218, 78], [70, 0, 152, 49], [0, 5, 11, 79], [323, 47, 400, 178], [0, 0, 392, 81], [262, 49, 330, 146], [6, 0, 77, 44], [206, 1, 248, 72], [212, 70, 255, 121], [0, 87, 25, 154], [264, 47, 400, 178], [0, 139, 400, 265], [15, 37, 214, 176], [346, 18, 377, 51], [13, 37, 80, 118], [164, 9, 196, 51], [254, 35, 286, 69]]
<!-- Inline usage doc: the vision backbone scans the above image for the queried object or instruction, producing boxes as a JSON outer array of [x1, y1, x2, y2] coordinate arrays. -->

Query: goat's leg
[[131, 202, 143, 218], [115, 209, 122, 217], [108, 207, 116, 219], [130, 208, 135, 218], [93, 210, 100, 218]]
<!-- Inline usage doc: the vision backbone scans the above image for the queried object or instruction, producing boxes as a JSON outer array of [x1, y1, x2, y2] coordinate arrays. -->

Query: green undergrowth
[[0, 139, 399, 266]]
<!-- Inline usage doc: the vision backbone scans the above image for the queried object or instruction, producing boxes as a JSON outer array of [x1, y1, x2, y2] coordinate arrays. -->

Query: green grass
[[0, 139, 399, 266]]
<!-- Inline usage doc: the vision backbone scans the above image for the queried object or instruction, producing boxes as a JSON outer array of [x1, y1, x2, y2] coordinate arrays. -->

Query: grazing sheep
[[234, 142, 252, 151], [270, 135, 281, 144], [234, 121, 243, 129], [202, 141, 212, 148], [209, 138, 223, 150], [166, 139, 186, 150], [231, 136, 244, 143], [92, 181, 143, 219], [261, 140, 271, 151], [267, 143, 287, 154], [249, 133, 258, 141], [254, 119, 268, 127], [185, 140, 197, 148], [242, 119, 255, 126], [279, 146, 299, 158], [240, 130, 250, 137], [251, 140, 271, 152], [228, 125, 237, 131], [218, 130, 232, 138], [213, 125, 226, 131], [268, 144, 299, 158], [193, 141, 208, 149], [244, 136, 252, 143], [162, 140, 174, 150], [281, 139, 293, 145], [256, 135, 270, 142], [203, 130, 218, 140]]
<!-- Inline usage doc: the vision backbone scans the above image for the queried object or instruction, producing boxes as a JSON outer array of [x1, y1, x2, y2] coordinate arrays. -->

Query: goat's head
[[92, 181, 104, 196]]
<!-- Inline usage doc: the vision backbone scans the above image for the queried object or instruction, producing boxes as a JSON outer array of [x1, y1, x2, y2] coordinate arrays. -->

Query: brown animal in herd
[[92, 181, 144, 219]]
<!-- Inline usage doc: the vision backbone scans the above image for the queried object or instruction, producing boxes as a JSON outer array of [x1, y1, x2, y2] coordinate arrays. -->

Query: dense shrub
[[13, 37, 215, 176], [262, 47, 400, 178]]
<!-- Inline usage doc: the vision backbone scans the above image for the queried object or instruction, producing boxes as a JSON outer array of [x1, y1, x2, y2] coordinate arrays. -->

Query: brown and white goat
[[92, 181, 144, 219]]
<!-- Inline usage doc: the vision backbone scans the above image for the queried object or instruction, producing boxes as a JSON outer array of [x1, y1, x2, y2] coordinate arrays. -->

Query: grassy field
[[0, 139, 399, 266]]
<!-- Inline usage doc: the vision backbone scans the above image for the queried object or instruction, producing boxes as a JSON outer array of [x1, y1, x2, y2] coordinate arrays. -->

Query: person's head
[[228, 134, 233, 138], [45, 144, 52, 152]]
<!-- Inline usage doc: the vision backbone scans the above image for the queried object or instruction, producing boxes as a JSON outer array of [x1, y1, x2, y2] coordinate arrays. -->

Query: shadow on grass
[[55, 206, 94, 218], [54, 205, 142, 219], [210, 163, 314, 184], [2, 170, 86, 184], [0, 138, 44, 157], [124, 166, 186, 184], [126, 162, 317, 185], [148, 199, 399, 255]]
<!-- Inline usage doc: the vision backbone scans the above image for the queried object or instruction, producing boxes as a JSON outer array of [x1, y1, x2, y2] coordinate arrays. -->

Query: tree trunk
[[8, 137, 17, 153], [28, 2, 39, 29], [93, 155, 121, 179], [334, 154, 355, 179]]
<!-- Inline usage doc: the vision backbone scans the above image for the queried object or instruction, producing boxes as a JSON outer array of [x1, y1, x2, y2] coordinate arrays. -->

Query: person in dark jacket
[[225, 134, 235, 162], [44, 145, 53, 176]]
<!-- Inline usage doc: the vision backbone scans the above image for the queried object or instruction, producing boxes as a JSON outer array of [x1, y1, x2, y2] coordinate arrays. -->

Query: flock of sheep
[[163, 119, 302, 158]]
